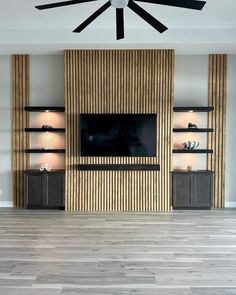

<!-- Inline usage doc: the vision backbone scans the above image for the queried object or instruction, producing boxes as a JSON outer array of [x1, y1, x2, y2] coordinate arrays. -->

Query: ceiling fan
[[35, 0, 206, 40]]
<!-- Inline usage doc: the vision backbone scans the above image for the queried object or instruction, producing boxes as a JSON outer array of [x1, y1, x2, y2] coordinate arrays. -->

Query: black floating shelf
[[173, 107, 214, 113], [25, 128, 65, 132], [78, 164, 160, 171], [173, 149, 213, 154], [25, 169, 65, 173], [25, 106, 65, 112], [172, 170, 214, 173], [25, 149, 65, 154], [173, 128, 214, 133]]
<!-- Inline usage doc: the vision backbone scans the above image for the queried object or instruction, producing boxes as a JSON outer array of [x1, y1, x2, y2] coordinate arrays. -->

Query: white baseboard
[[225, 202, 236, 208], [0, 201, 13, 208], [0, 201, 235, 209]]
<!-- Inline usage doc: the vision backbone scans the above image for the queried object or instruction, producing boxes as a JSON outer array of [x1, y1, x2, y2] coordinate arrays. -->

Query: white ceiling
[[0, 0, 235, 54]]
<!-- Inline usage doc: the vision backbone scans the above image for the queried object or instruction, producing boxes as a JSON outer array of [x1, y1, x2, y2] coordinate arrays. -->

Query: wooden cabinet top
[[25, 170, 65, 174], [172, 170, 214, 174]]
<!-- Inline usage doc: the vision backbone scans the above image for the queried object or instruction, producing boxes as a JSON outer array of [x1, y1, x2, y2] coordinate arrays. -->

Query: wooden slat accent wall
[[208, 54, 227, 208], [65, 50, 174, 211], [12, 55, 30, 208]]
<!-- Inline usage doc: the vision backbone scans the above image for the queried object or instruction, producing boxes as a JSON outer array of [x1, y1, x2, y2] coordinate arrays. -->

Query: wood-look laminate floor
[[0, 209, 236, 294]]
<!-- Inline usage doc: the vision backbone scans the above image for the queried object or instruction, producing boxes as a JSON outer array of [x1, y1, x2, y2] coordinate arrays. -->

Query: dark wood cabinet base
[[25, 171, 65, 209], [172, 171, 213, 210]]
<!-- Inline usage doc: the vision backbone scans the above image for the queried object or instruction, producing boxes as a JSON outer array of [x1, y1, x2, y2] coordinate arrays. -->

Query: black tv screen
[[80, 114, 157, 157]]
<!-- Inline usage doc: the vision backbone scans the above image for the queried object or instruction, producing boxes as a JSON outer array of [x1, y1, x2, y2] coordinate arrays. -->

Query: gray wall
[[0, 56, 12, 206]]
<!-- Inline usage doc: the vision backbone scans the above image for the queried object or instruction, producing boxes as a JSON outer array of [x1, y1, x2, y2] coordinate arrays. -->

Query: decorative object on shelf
[[188, 122, 198, 129], [40, 163, 51, 172], [187, 165, 192, 172], [183, 141, 200, 150], [42, 125, 53, 129], [40, 132, 54, 149]]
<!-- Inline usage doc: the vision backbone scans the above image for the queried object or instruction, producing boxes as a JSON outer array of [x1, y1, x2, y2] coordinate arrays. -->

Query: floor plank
[[0, 209, 235, 294]]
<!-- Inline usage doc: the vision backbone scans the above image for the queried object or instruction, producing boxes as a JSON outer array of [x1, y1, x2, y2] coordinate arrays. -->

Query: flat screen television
[[80, 114, 157, 157]]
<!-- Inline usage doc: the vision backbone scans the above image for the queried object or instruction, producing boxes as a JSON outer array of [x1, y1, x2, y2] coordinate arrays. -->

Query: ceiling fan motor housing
[[111, 0, 129, 8]]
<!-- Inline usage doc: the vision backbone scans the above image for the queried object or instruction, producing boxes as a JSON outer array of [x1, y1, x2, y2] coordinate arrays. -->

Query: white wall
[[225, 55, 236, 206], [174, 55, 209, 171], [0, 56, 12, 206], [174, 55, 236, 206], [30, 55, 64, 106], [30, 55, 65, 170], [0, 55, 64, 207]]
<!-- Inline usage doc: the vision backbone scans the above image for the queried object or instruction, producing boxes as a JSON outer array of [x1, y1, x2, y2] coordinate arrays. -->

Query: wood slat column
[[208, 54, 227, 208], [64, 50, 174, 212], [12, 55, 30, 208], [159, 50, 175, 211]]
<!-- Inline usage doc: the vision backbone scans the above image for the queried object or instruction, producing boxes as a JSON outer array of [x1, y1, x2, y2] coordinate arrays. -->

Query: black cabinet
[[25, 171, 65, 209], [172, 171, 213, 209]]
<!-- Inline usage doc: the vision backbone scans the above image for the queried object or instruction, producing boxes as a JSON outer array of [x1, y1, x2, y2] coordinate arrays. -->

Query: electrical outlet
[[0, 190, 3, 197]]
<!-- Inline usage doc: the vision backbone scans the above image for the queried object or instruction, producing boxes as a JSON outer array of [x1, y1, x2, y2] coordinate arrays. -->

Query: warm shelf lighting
[[40, 132, 53, 149], [189, 110, 193, 113]]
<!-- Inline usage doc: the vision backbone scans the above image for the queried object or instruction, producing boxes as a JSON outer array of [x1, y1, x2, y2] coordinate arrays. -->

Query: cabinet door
[[172, 173, 191, 208], [25, 173, 43, 208], [44, 173, 65, 208], [191, 173, 212, 208]]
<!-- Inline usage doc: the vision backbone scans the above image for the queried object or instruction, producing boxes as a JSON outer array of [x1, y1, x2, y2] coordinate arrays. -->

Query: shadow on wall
[[30, 154, 65, 170], [0, 119, 12, 203], [0, 172, 12, 202], [0, 108, 11, 123]]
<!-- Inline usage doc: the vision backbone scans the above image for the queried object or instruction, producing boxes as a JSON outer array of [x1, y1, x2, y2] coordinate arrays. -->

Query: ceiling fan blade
[[35, 0, 98, 10], [134, 0, 206, 10], [128, 1, 168, 33], [73, 1, 111, 33], [116, 9, 124, 40]]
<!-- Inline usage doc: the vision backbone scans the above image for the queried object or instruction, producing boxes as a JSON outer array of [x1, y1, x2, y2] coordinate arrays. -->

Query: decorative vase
[[40, 163, 51, 172], [187, 165, 192, 172], [183, 141, 200, 150]]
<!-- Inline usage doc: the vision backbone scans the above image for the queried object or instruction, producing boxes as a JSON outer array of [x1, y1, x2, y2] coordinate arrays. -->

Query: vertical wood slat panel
[[65, 50, 174, 212], [12, 55, 30, 208], [208, 54, 227, 208]]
